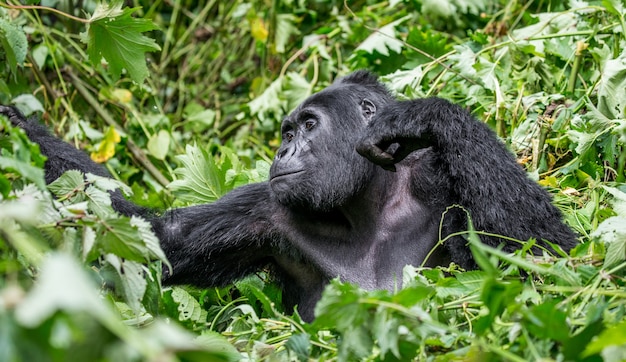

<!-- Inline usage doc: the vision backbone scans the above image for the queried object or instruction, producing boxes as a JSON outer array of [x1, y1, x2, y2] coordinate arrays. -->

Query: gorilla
[[0, 71, 577, 321]]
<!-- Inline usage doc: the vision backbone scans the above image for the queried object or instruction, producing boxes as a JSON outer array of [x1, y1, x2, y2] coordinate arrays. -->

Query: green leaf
[[450, 45, 478, 78], [169, 144, 223, 204], [130, 215, 170, 269], [96, 217, 152, 262], [584, 320, 626, 357], [0, 16, 28, 74], [85, 0, 160, 83], [373, 309, 401, 359], [48, 170, 85, 198], [85, 172, 133, 197], [274, 14, 300, 54], [85, 185, 116, 218], [597, 49, 626, 119], [248, 75, 286, 122], [284, 72, 313, 112], [475, 278, 523, 335], [104, 255, 147, 314], [563, 319, 605, 360], [591, 216, 626, 267], [140, 322, 241, 361], [11, 94, 44, 116], [355, 17, 407, 56], [285, 333, 310, 362], [171, 287, 207, 325], [602, 0, 626, 22], [314, 280, 369, 330], [147, 130, 170, 160], [392, 285, 434, 306], [522, 300, 570, 342], [603, 186, 626, 216], [0, 156, 46, 190], [14, 253, 112, 327]]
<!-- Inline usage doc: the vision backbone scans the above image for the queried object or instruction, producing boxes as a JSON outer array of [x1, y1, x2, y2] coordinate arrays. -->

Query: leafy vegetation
[[1, 0, 626, 360]]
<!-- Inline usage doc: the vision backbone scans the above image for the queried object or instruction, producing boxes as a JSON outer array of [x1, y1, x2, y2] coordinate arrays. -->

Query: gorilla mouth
[[270, 170, 305, 180]]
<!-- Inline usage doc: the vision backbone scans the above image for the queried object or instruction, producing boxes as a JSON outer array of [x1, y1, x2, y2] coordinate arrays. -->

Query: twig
[[0, 2, 89, 23]]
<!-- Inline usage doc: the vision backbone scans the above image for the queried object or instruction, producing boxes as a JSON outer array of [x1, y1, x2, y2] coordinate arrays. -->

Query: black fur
[[0, 71, 577, 321]]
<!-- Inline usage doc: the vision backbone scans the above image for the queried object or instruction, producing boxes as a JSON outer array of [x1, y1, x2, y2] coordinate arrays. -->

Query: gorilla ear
[[361, 98, 376, 122]]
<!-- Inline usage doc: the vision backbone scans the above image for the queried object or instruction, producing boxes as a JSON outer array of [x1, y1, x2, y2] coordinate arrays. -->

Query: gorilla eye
[[304, 120, 316, 130], [284, 131, 295, 142]]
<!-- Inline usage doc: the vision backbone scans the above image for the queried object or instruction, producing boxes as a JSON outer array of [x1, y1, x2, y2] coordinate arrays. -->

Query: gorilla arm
[[0, 106, 280, 288], [357, 98, 578, 266], [0, 105, 145, 216], [155, 182, 280, 287]]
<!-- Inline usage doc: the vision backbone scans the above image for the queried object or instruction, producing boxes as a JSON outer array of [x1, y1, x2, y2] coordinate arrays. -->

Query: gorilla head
[[269, 71, 393, 211]]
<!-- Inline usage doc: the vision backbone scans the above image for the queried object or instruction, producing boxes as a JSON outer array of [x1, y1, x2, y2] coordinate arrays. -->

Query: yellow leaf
[[538, 175, 558, 188], [90, 126, 121, 163], [111, 88, 133, 104], [250, 17, 268, 42]]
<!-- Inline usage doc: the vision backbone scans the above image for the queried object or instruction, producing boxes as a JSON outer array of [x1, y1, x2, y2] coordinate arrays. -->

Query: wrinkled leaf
[[274, 14, 300, 53], [105, 255, 147, 313], [0, 16, 28, 74], [48, 170, 85, 199], [169, 144, 223, 203], [171, 287, 207, 324]]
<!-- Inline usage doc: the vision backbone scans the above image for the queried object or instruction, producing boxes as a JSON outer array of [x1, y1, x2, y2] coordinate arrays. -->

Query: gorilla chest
[[274, 197, 443, 291]]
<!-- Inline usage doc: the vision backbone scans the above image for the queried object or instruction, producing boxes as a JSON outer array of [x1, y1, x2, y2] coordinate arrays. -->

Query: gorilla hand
[[356, 100, 435, 171], [0, 105, 29, 128]]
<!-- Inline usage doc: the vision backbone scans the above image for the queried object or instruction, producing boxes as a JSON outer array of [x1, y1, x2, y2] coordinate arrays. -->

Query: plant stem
[[617, 146, 626, 182], [567, 41, 587, 95]]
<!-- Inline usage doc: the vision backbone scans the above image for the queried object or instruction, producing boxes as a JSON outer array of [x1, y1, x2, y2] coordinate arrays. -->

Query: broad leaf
[[147, 129, 170, 160], [355, 17, 406, 56], [85, 0, 160, 83], [14, 253, 112, 327], [48, 170, 85, 199], [169, 144, 223, 203], [96, 217, 151, 262]]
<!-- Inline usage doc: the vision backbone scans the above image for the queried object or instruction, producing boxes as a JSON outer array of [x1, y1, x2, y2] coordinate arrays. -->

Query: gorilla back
[[0, 71, 577, 321]]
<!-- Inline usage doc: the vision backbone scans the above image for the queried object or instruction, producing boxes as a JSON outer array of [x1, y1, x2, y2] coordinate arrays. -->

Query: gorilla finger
[[381, 163, 397, 172], [356, 142, 395, 165], [0, 106, 27, 127]]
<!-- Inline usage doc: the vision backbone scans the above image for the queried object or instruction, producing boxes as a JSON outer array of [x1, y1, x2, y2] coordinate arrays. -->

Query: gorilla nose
[[276, 145, 296, 160]]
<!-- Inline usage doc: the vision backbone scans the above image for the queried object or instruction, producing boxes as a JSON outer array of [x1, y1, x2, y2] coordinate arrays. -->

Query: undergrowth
[[1, 0, 626, 360]]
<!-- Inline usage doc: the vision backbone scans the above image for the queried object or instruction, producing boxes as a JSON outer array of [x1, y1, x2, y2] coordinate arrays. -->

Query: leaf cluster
[[1, 0, 626, 360]]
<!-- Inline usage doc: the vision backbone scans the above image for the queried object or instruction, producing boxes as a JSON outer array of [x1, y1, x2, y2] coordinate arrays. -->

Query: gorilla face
[[269, 74, 391, 211]]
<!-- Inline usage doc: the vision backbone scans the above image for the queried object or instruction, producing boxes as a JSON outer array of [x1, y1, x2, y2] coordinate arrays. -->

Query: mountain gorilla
[[0, 71, 577, 321]]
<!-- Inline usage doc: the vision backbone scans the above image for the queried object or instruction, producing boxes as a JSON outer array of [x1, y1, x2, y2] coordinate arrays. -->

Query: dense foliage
[[1, 0, 626, 360]]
